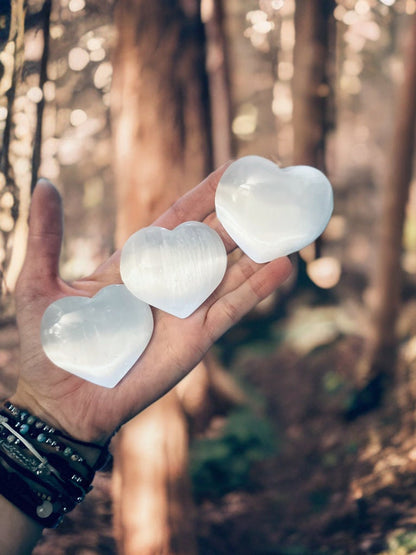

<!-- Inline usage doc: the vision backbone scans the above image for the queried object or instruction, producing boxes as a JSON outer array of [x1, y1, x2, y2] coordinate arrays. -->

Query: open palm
[[11, 165, 292, 446]]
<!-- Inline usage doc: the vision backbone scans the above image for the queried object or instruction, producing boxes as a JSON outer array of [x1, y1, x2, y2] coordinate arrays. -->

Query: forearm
[[0, 494, 43, 555]]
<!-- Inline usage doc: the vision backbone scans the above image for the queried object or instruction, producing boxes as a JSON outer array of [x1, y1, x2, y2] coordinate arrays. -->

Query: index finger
[[153, 161, 232, 229], [86, 162, 233, 284]]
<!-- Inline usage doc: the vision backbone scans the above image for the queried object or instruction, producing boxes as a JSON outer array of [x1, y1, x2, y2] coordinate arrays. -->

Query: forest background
[[0, 0, 416, 554]]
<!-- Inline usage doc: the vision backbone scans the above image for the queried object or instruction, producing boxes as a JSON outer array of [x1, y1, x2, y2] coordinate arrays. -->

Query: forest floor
[[3, 279, 416, 555], [191, 286, 416, 555]]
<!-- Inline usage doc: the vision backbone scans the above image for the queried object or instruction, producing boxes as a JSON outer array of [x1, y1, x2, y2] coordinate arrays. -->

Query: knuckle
[[220, 298, 239, 325]]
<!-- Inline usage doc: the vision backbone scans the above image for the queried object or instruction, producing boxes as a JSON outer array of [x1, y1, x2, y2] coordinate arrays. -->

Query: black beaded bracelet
[[0, 446, 76, 527], [0, 401, 111, 527], [1, 401, 111, 471]]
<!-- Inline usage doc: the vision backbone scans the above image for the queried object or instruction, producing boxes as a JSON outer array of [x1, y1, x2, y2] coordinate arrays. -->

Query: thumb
[[21, 179, 64, 282]]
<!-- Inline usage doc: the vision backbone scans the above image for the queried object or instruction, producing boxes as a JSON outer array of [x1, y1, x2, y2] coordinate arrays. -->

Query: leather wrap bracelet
[[0, 401, 111, 528]]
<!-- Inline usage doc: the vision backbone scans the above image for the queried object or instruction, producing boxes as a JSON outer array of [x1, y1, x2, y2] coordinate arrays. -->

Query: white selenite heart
[[120, 221, 227, 318], [215, 155, 334, 263], [41, 284, 154, 388]]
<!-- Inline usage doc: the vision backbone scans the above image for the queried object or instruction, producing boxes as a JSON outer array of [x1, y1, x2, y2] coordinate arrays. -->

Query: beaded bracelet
[[0, 401, 112, 527], [0, 446, 76, 527], [1, 402, 112, 468]]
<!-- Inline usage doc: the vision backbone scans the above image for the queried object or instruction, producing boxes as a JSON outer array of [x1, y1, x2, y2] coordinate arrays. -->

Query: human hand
[[9, 165, 292, 448]]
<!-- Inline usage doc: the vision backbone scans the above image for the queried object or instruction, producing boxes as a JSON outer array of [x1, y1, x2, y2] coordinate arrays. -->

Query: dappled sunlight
[[0, 0, 115, 296], [0, 0, 415, 553], [69, 0, 85, 13], [307, 256, 342, 289], [232, 102, 258, 138], [68, 46, 89, 71]]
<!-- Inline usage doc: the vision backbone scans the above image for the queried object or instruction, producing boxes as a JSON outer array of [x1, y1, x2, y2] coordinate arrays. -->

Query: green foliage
[[189, 408, 278, 500], [322, 371, 345, 394], [386, 529, 416, 553]]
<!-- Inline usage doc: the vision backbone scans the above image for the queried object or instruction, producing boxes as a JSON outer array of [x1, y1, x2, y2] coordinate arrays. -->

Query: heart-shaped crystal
[[41, 284, 154, 388], [215, 156, 333, 263], [120, 222, 227, 318]]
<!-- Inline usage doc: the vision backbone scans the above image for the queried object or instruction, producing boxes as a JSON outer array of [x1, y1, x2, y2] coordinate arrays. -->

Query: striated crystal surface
[[41, 284, 154, 388], [215, 155, 334, 263], [120, 221, 227, 318]]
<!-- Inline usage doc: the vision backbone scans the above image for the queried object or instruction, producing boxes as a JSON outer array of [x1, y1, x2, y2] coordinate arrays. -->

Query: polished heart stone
[[215, 155, 333, 263], [120, 222, 227, 318], [41, 284, 154, 388]]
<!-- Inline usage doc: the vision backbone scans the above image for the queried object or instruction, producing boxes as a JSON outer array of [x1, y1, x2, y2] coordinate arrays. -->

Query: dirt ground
[[3, 285, 416, 555]]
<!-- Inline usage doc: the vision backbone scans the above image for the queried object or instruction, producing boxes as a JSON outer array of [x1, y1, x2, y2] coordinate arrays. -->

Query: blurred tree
[[110, 1, 235, 553], [346, 13, 416, 418], [111, 2, 207, 551], [292, 0, 335, 260], [31, 0, 50, 193], [202, 0, 233, 166], [111, 0, 211, 245], [0, 0, 25, 300], [292, 0, 335, 170]]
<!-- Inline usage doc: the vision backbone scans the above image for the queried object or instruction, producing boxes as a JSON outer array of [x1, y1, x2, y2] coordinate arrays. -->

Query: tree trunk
[[0, 0, 26, 298], [367, 15, 416, 380], [111, 1, 210, 553], [31, 0, 51, 193], [292, 0, 335, 169], [292, 1, 335, 263], [202, 0, 234, 166], [111, 0, 211, 244], [112, 393, 197, 555], [345, 14, 416, 419]]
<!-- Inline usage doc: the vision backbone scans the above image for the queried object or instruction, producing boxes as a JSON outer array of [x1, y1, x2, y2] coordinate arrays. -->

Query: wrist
[[6, 392, 110, 469], [0, 399, 109, 528], [0, 493, 44, 553]]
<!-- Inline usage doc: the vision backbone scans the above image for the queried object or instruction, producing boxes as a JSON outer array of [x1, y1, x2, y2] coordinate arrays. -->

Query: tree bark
[[31, 0, 51, 193], [292, 0, 335, 169], [111, 0, 211, 243], [111, 1, 211, 553], [345, 15, 416, 420], [1, 0, 27, 298], [292, 1, 335, 263], [202, 0, 234, 166], [367, 14, 416, 380], [112, 393, 197, 555]]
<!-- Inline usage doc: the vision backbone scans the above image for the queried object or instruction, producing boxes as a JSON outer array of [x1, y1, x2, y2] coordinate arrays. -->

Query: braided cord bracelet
[[0, 401, 111, 528]]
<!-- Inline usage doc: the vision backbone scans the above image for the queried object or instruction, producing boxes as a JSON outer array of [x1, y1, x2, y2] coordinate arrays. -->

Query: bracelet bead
[[0, 400, 111, 527]]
